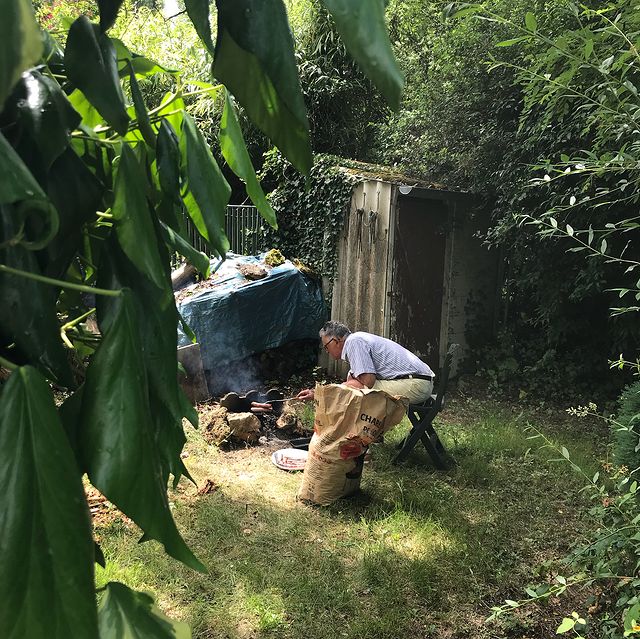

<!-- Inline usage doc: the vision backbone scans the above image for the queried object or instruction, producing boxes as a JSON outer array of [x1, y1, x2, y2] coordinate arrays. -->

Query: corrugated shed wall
[[327, 180, 393, 376], [323, 180, 499, 379]]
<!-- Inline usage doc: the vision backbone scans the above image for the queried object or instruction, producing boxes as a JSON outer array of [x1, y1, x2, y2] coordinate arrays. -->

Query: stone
[[227, 412, 261, 442]]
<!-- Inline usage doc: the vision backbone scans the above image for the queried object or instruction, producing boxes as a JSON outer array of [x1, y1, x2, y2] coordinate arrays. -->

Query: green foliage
[[320, 0, 404, 110], [98, 582, 190, 638], [212, 0, 312, 174], [496, 1, 640, 318], [0, 366, 97, 637], [0, 1, 401, 637], [372, 0, 541, 189], [293, 1, 390, 157], [259, 151, 358, 280], [389, 0, 639, 397], [613, 381, 640, 470]]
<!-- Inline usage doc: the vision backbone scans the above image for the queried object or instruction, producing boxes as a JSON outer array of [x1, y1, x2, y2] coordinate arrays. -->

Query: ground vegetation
[[93, 392, 609, 639]]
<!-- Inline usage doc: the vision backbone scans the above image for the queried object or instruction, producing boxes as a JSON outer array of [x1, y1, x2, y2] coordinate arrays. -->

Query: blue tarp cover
[[177, 253, 325, 370]]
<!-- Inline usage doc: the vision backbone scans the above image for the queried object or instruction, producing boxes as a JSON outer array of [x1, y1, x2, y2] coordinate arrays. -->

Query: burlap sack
[[298, 384, 408, 505]]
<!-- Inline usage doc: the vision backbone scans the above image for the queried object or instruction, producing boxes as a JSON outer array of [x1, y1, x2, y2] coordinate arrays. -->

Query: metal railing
[[225, 205, 261, 255], [172, 205, 262, 268]]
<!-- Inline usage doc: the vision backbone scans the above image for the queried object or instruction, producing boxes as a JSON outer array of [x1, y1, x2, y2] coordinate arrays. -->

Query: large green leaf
[[80, 289, 204, 572], [321, 0, 404, 110], [0, 131, 46, 204], [98, 0, 124, 33], [0, 203, 74, 385], [42, 147, 104, 280], [67, 89, 104, 130], [212, 0, 312, 174], [0, 0, 42, 112], [184, 0, 215, 55], [128, 65, 156, 148], [112, 39, 178, 79], [65, 16, 130, 135], [112, 145, 166, 290], [219, 92, 277, 228], [14, 70, 81, 171], [114, 39, 179, 78], [99, 239, 197, 486], [156, 120, 181, 204], [98, 582, 190, 639], [160, 222, 211, 277], [0, 366, 97, 639], [180, 114, 230, 257]]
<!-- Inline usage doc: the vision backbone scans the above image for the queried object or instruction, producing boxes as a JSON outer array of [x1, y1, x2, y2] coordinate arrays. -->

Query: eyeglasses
[[322, 337, 337, 352]]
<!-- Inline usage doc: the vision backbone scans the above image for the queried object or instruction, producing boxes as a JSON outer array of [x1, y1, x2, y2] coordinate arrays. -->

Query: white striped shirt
[[342, 332, 434, 380]]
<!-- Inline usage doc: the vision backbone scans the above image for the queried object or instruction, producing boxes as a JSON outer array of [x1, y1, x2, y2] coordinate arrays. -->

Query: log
[[171, 263, 198, 291]]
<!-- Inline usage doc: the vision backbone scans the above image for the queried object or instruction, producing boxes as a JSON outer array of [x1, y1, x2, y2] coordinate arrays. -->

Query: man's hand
[[296, 388, 314, 401]]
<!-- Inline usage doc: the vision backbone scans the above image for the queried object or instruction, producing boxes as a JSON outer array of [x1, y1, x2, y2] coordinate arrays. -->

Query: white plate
[[271, 448, 308, 471]]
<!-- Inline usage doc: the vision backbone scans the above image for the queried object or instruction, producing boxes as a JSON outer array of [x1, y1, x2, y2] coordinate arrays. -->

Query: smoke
[[206, 357, 263, 396]]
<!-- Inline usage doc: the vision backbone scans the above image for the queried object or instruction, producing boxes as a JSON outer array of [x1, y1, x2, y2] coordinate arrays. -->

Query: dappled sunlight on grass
[[358, 510, 458, 560], [447, 416, 533, 457]]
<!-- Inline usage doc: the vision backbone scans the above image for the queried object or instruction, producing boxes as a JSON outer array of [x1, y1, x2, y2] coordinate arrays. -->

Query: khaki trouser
[[372, 377, 434, 405]]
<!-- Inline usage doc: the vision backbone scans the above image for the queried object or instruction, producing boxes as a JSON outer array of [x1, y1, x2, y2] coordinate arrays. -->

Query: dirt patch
[[86, 485, 132, 528], [199, 404, 231, 445]]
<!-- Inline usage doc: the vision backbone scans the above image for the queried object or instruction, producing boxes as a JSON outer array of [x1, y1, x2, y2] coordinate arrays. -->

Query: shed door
[[390, 195, 447, 365]]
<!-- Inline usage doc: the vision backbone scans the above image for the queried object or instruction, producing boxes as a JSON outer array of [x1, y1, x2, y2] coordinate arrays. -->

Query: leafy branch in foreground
[[0, 0, 402, 637], [466, 0, 640, 314]]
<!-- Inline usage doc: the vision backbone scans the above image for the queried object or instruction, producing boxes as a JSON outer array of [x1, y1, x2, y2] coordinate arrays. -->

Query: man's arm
[[344, 372, 376, 389]]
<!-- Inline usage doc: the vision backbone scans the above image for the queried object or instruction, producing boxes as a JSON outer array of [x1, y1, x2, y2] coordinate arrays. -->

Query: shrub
[[612, 381, 640, 470]]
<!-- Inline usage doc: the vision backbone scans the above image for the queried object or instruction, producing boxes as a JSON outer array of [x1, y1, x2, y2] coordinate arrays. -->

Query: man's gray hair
[[319, 320, 351, 340]]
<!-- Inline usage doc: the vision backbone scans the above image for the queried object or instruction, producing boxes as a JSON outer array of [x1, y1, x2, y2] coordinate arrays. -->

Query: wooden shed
[[323, 167, 500, 377]]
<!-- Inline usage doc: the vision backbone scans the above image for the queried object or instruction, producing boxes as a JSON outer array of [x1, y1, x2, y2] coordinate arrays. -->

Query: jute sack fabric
[[298, 384, 408, 505]]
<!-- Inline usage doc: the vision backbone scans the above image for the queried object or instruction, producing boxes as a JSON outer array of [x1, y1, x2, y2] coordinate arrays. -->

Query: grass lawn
[[94, 392, 607, 638]]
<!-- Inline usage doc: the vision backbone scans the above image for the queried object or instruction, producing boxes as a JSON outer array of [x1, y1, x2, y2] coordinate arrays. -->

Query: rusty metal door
[[390, 195, 447, 364]]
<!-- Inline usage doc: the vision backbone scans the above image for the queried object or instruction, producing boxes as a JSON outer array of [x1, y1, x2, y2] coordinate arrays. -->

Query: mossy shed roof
[[335, 159, 449, 191]]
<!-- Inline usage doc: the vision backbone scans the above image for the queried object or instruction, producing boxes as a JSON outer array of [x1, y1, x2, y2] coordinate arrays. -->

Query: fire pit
[[220, 388, 286, 416], [198, 387, 311, 448]]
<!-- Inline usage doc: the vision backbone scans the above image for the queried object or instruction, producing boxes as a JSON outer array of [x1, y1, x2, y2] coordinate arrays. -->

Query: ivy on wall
[[259, 151, 359, 281]]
